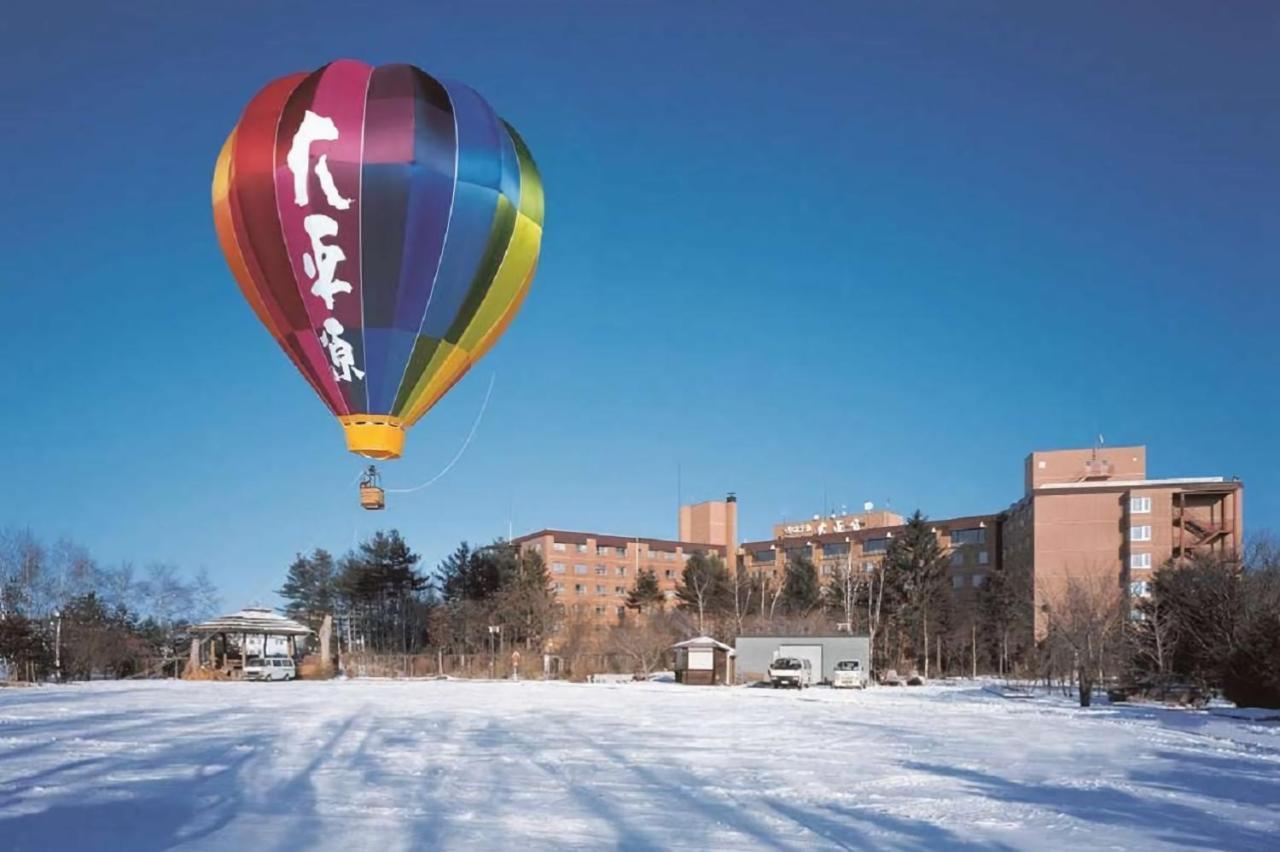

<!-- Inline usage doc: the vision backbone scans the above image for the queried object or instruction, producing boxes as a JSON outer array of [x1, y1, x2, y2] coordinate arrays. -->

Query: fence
[[338, 651, 646, 682]]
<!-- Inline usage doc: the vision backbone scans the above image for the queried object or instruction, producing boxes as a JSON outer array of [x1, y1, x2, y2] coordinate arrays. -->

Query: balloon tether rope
[[384, 372, 496, 494]]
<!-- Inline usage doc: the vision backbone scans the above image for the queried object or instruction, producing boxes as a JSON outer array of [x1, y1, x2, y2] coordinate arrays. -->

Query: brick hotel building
[[513, 445, 1244, 637]]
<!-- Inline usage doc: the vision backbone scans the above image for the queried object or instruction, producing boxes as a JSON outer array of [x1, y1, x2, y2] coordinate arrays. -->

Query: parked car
[[768, 656, 814, 689], [831, 659, 868, 689], [244, 656, 296, 682]]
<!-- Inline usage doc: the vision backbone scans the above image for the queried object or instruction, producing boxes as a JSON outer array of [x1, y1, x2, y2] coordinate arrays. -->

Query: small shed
[[672, 636, 735, 686], [735, 634, 870, 684], [187, 607, 312, 678]]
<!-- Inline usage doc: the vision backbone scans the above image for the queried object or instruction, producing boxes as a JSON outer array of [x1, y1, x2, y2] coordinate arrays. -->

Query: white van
[[244, 656, 296, 682], [768, 656, 815, 689], [831, 659, 868, 689]]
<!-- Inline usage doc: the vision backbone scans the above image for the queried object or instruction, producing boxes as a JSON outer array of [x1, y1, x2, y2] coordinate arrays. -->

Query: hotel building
[[513, 445, 1244, 636], [1002, 445, 1243, 635], [511, 529, 728, 622]]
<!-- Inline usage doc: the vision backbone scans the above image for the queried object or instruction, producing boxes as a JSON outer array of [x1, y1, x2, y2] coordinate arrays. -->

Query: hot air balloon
[[212, 60, 543, 507]]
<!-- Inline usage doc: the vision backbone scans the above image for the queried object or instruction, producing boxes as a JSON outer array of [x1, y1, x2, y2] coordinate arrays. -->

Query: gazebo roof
[[190, 606, 312, 636], [672, 635, 735, 653]]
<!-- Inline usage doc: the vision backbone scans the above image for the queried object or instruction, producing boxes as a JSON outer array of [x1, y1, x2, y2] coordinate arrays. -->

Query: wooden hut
[[187, 607, 311, 679], [672, 636, 735, 685]]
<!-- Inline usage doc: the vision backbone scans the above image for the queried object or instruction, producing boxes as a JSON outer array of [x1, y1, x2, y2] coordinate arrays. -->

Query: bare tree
[[1128, 593, 1178, 680], [605, 611, 682, 676], [1041, 571, 1125, 706]]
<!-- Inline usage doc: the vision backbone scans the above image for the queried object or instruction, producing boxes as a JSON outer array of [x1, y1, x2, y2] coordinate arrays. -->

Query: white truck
[[831, 659, 868, 689], [768, 656, 815, 689]]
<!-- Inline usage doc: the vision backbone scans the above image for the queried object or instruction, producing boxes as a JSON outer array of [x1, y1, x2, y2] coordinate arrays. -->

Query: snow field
[[0, 679, 1277, 850]]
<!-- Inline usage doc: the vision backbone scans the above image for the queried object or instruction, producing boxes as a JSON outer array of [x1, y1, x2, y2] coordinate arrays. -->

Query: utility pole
[[54, 609, 62, 682]]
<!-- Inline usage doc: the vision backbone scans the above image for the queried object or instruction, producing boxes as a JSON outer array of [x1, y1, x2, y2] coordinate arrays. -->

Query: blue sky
[[2, 2, 1276, 607]]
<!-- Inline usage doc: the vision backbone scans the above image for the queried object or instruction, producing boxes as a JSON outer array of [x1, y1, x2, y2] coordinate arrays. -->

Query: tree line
[[0, 529, 221, 680], [1043, 539, 1280, 708], [277, 530, 558, 662]]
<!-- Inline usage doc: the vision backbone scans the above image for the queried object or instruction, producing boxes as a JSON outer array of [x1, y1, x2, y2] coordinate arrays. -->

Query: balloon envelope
[[213, 60, 544, 459]]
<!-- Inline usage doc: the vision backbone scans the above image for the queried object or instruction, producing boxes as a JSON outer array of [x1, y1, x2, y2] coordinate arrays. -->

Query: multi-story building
[[1002, 445, 1244, 636], [513, 444, 1244, 640], [740, 513, 999, 618], [678, 495, 738, 568], [512, 529, 727, 623]]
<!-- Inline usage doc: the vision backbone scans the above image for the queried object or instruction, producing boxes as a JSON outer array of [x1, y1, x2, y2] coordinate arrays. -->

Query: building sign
[[776, 516, 864, 538]]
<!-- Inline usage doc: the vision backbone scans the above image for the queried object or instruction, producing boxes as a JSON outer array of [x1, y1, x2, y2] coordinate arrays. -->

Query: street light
[[488, 625, 501, 679]]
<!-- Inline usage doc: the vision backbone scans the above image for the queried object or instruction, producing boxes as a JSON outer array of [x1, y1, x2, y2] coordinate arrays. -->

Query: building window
[[978, 551, 990, 565], [595, 566, 606, 576], [1129, 580, 1150, 598], [552, 563, 566, 574], [594, 606, 605, 615], [952, 575, 965, 589], [951, 528, 986, 546], [617, 606, 627, 617], [822, 543, 850, 558], [574, 584, 585, 594], [553, 582, 565, 592], [753, 550, 774, 564], [596, 585, 606, 594], [950, 551, 964, 566], [576, 543, 588, 553], [574, 564, 588, 575], [616, 566, 627, 576], [528, 543, 542, 553], [552, 542, 566, 552], [596, 545, 609, 556], [615, 586, 626, 595], [1130, 552, 1152, 570], [1130, 525, 1152, 542], [863, 561, 876, 572], [864, 538, 889, 554], [664, 570, 674, 579], [972, 574, 986, 587], [1130, 497, 1152, 514]]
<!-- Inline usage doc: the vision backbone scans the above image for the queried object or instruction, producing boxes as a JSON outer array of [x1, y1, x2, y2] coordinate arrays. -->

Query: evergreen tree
[[976, 565, 1027, 676], [336, 530, 428, 654], [277, 549, 336, 632], [675, 552, 732, 633], [626, 568, 665, 613], [881, 511, 951, 676], [493, 548, 559, 649], [780, 552, 821, 615]]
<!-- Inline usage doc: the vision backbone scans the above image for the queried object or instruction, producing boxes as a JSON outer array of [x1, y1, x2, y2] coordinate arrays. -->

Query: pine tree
[[277, 549, 336, 632], [882, 511, 951, 677], [675, 552, 732, 633], [626, 568, 665, 613], [976, 565, 1026, 676], [780, 552, 822, 615]]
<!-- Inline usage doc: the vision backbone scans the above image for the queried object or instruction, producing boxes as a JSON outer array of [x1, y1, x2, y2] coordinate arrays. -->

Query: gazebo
[[187, 607, 311, 678]]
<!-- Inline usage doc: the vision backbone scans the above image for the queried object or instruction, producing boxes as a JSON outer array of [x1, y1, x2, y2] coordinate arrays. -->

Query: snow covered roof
[[672, 635, 734, 653], [190, 606, 312, 636]]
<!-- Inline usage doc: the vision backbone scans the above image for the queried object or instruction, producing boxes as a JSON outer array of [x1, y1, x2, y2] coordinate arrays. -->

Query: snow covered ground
[[1, 679, 1277, 850]]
